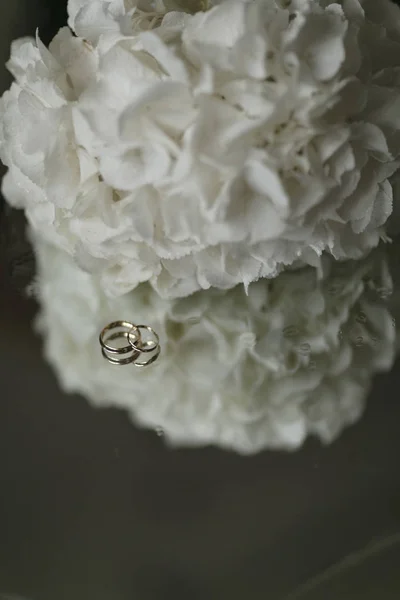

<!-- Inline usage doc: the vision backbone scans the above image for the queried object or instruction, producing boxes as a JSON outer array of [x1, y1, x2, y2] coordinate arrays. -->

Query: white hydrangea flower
[[2, 0, 400, 299], [33, 235, 396, 454]]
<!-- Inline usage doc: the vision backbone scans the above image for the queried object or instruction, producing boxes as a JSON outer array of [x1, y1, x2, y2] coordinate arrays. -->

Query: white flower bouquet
[[1, 0, 400, 453]]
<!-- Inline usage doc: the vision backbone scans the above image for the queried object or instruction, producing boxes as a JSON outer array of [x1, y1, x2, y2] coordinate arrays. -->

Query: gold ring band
[[99, 320, 141, 355], [128, 325, 160, 354], [101, 331, 141, 365], [100, 320, 161, 368], [133, 344, 161, 368]]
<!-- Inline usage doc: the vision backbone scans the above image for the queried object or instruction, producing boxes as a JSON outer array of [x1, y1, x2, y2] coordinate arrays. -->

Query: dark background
[[1, 2, 400, 599]]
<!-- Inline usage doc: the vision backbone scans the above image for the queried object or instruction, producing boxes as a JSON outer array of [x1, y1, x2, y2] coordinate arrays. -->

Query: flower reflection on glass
[[2, 0, 400, 299], [2, 0, 400, 454], [34, 237, 397, 455]]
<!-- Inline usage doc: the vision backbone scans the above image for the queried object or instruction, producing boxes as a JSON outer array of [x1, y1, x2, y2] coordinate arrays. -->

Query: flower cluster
[[1, 0, 400, 298], [34, 235, 396, 454]]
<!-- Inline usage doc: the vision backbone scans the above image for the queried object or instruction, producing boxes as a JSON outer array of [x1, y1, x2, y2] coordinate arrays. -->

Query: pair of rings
[[99, 321, 161, 368]]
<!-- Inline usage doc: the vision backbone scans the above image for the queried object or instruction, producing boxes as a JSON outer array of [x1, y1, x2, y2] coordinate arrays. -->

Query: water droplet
[[283, 325, 299, 338], [355, 336, 364, 347], [299, 342, 311, 355], [377, 286, 392, 299], [338, 329, 344, 341], [356, 311, 367, 324], [155, 427, 164, 437], [392, 316, 397, 328]]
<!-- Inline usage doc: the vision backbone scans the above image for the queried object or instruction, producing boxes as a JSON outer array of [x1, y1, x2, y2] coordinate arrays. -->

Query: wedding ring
[[100, 320, 161, 367], [99, 321, 141, 355], [128, 325, 160, 354], [101, 331, 141, 365], [129, 324, 161, 367], [132, 344, 161, 367]]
